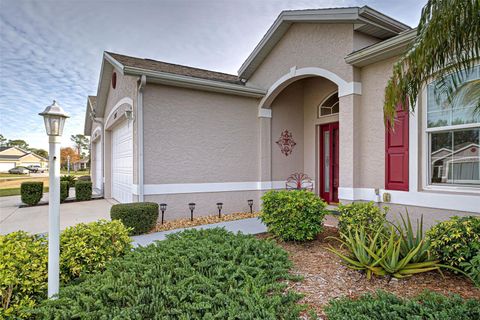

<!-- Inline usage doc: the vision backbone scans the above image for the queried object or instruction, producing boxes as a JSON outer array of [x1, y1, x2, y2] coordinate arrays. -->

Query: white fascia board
[[345, 29, 416, 67], [103, 52, 126, 75], [124, 66, 266, 98]]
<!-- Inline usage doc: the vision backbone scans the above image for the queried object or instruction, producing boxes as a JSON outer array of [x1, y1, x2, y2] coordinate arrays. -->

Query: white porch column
[[338, 94, 361, 194], [258, 109, 272, 185]]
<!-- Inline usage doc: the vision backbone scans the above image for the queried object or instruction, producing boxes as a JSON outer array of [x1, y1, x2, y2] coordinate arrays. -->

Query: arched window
[[318, 91, 339, 118]]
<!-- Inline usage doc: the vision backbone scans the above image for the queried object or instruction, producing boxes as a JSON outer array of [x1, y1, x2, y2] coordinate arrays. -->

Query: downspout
[[137, 75, 146, 202], [89, 111, 104, 197]]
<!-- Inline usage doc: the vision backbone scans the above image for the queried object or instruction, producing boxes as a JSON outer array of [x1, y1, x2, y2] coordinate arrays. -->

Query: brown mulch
[[258, 227, 480, 319], [152, 212, 259, 232]]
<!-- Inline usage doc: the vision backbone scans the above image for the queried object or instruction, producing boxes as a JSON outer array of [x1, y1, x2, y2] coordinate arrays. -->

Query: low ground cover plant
[[0, 220, 131, 319], [111, 202, 159, 235], [260, 190, 326, 241], [35, 228, 304, 319], [337, 201, 388, 236], [427, 216, 480, 276], [324, 290, 480, 320], [74, 180, 92, 201], [20, 181, 43, 206]]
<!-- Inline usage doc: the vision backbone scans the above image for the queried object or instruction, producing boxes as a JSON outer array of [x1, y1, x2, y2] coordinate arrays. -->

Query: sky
[[0, 0, 427, 150]]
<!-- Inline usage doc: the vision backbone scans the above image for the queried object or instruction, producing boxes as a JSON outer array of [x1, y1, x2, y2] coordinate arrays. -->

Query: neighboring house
[[0, 146, 48, 172], [84, 6, 479, 221], [72, 157, 89, 171]]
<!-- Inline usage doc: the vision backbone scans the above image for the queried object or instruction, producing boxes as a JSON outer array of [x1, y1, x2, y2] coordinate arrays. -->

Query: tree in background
[[7, 139, 29, 150], [0, 134, 6, 147], [60, 147, 80, 168], [384, 0, 480, 122], [30, 148, 49, 159], [70, 134, 89, 158]]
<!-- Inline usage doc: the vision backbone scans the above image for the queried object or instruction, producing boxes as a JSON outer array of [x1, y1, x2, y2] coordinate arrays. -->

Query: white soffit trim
[[338, 187, 480, 213], [132, 181, 286, 195]]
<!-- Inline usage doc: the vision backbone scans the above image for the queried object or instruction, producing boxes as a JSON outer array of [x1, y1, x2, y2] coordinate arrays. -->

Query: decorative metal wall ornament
[[286, 173, 314, 191], [276, 130, 296, 156]]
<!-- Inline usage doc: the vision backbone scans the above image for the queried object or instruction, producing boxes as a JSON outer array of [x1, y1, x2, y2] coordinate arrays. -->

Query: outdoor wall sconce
[[217, 202, 223, 218], [247, 199, 253, 214], [124, 107, 134, 122], [160, 203, 167, 224], [189, 203, 196, 221]]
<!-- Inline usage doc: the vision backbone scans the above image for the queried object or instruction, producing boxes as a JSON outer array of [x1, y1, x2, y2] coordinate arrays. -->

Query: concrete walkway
[[131, 215, 339, 247], [0, 193, 113, 235], [132, 217, 267, 247]]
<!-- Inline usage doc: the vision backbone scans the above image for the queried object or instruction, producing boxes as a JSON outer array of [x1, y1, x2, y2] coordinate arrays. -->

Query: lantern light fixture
[[39, 100, 69, 136]]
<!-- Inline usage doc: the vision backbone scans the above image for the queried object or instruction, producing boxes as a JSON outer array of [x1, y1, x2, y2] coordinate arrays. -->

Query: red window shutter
[[385, 105, 409, 191]]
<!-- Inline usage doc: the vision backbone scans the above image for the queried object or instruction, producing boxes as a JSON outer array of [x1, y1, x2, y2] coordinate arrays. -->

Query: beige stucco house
[[84, 6, 479, 222], [0, 146, 48, 172]]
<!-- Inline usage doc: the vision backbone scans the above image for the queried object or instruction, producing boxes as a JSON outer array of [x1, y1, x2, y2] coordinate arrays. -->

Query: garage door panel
[[111, 121, 133, 203], [0, 162, 16, 172]]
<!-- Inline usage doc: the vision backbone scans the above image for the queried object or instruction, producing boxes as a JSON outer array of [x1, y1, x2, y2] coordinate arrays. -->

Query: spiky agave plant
[[384, 0, 480, 124]]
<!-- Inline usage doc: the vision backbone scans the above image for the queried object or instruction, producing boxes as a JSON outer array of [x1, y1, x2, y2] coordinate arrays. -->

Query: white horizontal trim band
[[132, 181, 286, 195], [338, 187, 480, 213]]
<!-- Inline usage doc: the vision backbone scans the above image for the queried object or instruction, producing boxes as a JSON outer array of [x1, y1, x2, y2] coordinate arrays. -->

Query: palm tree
[[384, 0, 480, 123]]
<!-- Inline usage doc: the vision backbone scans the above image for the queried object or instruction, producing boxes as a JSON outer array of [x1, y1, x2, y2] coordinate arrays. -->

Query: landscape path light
[[248, 199, 254, 214], [160, 203, 167, 224], [189, 203, 196, 221], [39, 100, 69, 299], [216, 202, 223, 218]]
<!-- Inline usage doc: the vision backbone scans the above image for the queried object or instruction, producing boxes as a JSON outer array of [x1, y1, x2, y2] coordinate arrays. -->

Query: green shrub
[[327, 215, 441, 280], [35, 228, 304, 319], [0, 221, 131, 319], [337, 201, 388, 236], [60, 175, 76, 188], [325, 290, 480, 320], [20, 181, 43, 206], [460, 252, 480, 286], [427, 216, 480, 269], [260, 190, 326, 241], [75, 180, 92, 201], [0, 232, 48, 319], [60, 181, 69, 203], [60, 220, 132, 282], [110, 202, 159, 235]]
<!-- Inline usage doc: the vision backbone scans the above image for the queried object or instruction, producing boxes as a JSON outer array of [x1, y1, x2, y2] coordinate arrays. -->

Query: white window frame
[[423, 75, 480, 192], [317, 91, 339, 118]]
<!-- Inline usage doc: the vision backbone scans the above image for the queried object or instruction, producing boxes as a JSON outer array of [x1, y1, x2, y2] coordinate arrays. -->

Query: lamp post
[[39, 100, 69, 298], [67, 155, 70, 175]]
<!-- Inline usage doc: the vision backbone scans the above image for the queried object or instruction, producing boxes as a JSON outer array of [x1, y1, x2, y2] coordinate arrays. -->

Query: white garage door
[[0, 162, 15, 172], [111, 121, 133, 203], [94, 141, 102, 190]]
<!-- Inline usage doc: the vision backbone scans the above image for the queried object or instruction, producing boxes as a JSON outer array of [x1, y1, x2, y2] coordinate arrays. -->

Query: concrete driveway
[[0, 193, 114, 235]]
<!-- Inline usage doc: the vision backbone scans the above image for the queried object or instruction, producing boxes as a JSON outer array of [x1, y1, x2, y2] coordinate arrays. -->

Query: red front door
[[320, 122, 339, 203]]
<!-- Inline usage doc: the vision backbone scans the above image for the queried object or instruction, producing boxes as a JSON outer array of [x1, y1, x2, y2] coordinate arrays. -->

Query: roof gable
[[238, 6, 410, 79]]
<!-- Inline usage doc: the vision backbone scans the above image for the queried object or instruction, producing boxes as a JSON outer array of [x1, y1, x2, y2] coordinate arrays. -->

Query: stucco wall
[[246, 23, 358, 89], [271, 80, 304, 181], [357, 56, 397, 189], [100, 71, 138, 198], [143, 84, 260, 184]]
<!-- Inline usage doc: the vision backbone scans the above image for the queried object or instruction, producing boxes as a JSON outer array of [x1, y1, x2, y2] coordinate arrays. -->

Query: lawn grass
[[0, 187, 49, 197]]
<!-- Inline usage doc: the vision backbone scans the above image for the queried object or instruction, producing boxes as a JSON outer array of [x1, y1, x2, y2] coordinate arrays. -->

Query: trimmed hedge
[[60, 181, 69, 203], [20, 181, 43, 206], [337, 201, 388, 236], [35, 228, 304, 319], [260, 190, 326, 241], [75, 180, 92, 201], [77, 175, 91, 181], [0, 220, 131, 319], [111, 202, 159, 235], [325, 290, 480, 320]]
